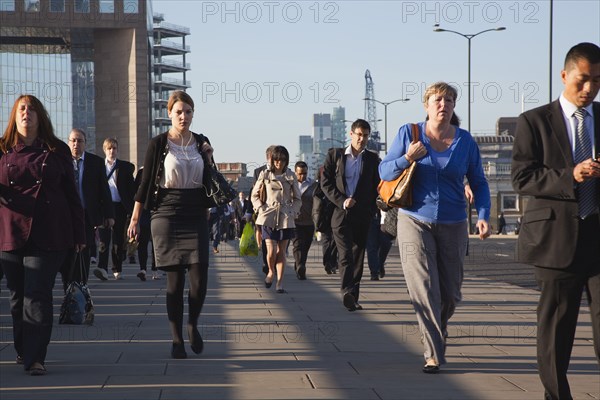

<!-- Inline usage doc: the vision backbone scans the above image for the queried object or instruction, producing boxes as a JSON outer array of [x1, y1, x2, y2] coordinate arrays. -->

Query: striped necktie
[[573, 108, 598, 218]]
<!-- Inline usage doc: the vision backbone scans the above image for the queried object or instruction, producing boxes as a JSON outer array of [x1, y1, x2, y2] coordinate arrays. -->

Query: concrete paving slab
[[1, 238, 597, 400]]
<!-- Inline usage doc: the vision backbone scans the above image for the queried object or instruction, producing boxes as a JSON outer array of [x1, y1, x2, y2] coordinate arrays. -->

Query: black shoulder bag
[[197, 134, 237, 208]]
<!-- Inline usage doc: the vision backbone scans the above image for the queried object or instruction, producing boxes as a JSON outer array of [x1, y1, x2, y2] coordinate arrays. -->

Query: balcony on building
[[153, 15, 190, 38], [154, 57, 190, 73], [153, 76, 191, 90], [153, 39, 190, 56]]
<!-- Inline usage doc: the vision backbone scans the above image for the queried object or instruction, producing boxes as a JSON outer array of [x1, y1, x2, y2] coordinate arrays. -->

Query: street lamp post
[[362, 98, 409, 154], [433, 25, 506, 133], [434, 25, 505, 234]]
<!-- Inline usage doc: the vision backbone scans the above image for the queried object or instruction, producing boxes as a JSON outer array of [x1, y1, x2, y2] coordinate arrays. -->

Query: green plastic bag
[[239, 222, 259, 256]]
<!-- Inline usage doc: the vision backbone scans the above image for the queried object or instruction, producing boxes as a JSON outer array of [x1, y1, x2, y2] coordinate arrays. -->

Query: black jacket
[[134, 132, 213, 210], [511, 101, 600, 268], [321, 147, 380, 228]]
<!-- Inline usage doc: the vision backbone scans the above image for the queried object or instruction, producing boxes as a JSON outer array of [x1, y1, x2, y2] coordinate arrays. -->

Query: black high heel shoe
[[188, 327, 204, 354], [171, 342, 187, 359], [264, 276, 273, 288]]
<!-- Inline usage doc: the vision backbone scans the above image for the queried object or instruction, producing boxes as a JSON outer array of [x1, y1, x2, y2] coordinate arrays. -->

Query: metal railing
[[154, 40, 190, 52], [154, 58, 190, 70], [153, 21, 190, 35]]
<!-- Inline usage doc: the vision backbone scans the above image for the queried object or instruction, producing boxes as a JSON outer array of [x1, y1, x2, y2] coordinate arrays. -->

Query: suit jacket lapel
[[335, 148, 347, 194], [548, 100, 574, 165], [81, 152, 90, 189], [355, 151, 369, 191]]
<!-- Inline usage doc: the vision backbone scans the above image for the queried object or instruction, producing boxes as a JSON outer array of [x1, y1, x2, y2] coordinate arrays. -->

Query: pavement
[[0, 236, 598, 400]]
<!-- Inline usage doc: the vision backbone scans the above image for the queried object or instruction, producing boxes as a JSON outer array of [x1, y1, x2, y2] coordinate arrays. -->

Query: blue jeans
[[209, 214, 221, 249], [0, 244, 66, 369]]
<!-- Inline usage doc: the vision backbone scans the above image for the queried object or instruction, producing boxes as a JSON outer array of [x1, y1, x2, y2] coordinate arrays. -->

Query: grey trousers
[[397, 212, 468, 365]]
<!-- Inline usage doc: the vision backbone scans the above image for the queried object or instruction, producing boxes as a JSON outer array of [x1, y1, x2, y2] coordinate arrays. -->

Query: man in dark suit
[[234, 191, 252, 239], [292, 161, 317, 280], [252, 145, 276, 275], [62, 128, 114, 287], [511, 42, 600, 400], [95, 137, 135, 280], [321, 119, 380, 311]]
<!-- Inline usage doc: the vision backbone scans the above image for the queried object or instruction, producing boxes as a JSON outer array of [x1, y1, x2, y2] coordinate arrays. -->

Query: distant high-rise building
[[299, 135, 313, 155], [331, 106, 346, 149], [299, 107, 347, 171], [313, 113, 331, 157], [300, 153, 321, 180]]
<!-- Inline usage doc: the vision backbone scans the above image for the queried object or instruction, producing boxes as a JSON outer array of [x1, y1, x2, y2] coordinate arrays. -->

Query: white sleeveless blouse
[[160, 139, 204, 189]]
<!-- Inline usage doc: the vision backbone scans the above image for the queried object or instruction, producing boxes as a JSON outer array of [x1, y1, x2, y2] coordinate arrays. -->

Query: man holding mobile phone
[[511, 42, 600, 400]]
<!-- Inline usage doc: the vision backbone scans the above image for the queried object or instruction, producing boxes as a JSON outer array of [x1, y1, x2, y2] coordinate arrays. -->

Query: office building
[[0, 0, 191, 168]]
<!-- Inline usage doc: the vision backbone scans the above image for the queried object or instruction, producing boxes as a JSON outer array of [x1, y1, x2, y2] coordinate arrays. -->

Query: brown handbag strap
[[411, 123, 420, 143]]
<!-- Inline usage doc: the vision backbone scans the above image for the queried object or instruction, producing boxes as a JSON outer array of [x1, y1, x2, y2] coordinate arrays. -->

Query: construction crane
[[364, 70, 381, 152]]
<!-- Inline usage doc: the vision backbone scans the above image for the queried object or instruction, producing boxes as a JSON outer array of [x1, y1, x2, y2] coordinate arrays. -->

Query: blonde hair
[[423, 82, 458, 104], [102, 137, 118, 151]]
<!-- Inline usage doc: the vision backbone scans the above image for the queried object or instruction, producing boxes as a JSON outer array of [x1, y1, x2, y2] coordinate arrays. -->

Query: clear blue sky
[[153, 0, 600, 167]]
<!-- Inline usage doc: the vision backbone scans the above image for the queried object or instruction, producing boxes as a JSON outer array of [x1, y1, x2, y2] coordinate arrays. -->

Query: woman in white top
[[128, 91, 214, 360]]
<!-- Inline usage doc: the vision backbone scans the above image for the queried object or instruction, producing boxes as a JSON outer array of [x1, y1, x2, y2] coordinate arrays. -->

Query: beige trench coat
[[251, 169, 302, 230]]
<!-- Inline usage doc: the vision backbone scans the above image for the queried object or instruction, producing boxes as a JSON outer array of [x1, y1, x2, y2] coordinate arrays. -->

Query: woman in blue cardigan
[[379, 82, 491, 373]]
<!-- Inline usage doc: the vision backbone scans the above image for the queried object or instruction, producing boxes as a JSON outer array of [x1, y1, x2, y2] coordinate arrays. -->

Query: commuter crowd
[[1, 42, 598, 400]]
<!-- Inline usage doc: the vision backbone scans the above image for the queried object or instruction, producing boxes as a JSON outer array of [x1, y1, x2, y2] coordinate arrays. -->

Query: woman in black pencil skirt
[[128, 90, 214, 359]]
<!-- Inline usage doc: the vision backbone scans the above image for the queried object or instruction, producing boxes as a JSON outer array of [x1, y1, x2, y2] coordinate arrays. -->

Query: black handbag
[[201, 161, 237, 208], [59, 253, 95, 325]]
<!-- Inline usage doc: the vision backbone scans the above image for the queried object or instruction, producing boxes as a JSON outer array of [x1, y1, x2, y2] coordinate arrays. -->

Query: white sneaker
[[90, 257, 97, 265], [152, 271, 161, 280], [93, 268, 108, 281], [113, 272, 122, 280]]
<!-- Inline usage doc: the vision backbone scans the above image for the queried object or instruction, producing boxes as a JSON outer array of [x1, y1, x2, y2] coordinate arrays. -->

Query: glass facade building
[[0, 0, 188, 166]]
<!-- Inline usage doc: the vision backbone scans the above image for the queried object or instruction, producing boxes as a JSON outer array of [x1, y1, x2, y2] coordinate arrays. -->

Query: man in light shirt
[[511, 42, 600, 400], [321, 119, 380, 311], [95, 138, 135, 280], [61, 128, 114, 287], [291, 161, 317, 280]]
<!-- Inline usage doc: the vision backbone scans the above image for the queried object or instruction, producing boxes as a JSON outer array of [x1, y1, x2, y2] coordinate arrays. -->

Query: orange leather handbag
[[377, 123, 419, 208]]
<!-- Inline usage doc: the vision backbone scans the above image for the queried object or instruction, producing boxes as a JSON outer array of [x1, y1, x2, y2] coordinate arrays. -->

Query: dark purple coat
[[0, 138, 85, 251]]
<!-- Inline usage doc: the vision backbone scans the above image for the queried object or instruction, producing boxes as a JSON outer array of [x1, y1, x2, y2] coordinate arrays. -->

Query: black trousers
[[535, 216, 600, 400], [0, 244, 66, 370], [321, 229, 338, 271], [292, 224, 315, 271], [332, 211, 370, 301], [98, 202, 127, 273], [60, 212, 95, 290]]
